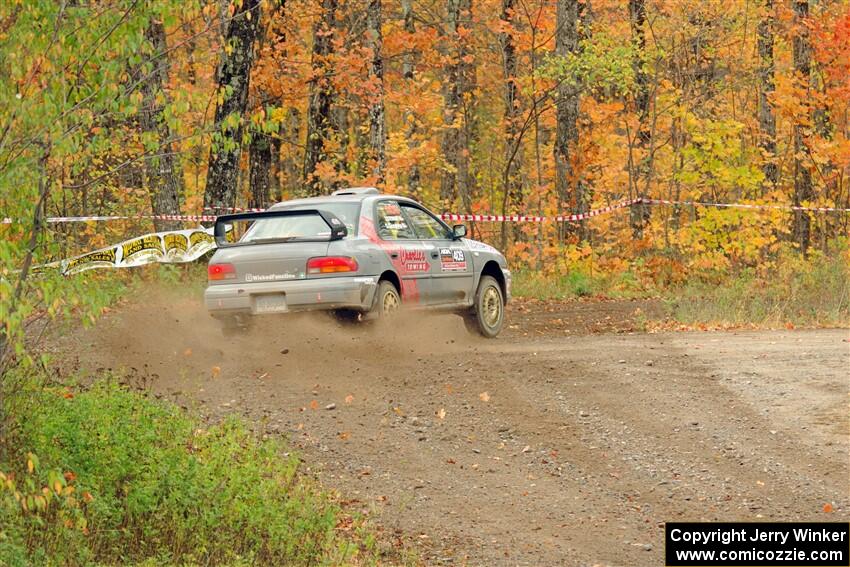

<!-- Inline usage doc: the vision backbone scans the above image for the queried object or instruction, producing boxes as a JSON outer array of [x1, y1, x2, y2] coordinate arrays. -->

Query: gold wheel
[[481, 285, 502, 328], [382, 288, 400, 313]]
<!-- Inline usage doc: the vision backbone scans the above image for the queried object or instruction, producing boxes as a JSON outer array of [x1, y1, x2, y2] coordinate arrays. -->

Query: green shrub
[[0, 380, 377, 566]]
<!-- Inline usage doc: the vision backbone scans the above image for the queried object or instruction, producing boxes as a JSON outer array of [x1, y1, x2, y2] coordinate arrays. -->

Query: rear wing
[[213, 209, 348, 247]]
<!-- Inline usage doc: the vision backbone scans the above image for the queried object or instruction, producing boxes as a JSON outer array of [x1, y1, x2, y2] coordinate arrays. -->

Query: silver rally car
[[205, 187, 511, 337]]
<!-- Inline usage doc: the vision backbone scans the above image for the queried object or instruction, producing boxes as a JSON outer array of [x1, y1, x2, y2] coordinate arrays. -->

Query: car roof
[[268, 189, 415, 210]]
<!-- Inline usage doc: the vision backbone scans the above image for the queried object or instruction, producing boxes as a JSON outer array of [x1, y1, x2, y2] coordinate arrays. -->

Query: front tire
[[465, 275, 504, 338]]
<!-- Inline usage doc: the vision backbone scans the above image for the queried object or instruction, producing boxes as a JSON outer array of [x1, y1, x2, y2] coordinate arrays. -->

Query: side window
[[375, 200, 415, 240], [401, 205, 452, 240]]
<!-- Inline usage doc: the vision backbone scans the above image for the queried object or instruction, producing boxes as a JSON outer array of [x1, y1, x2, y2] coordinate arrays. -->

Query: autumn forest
[[1, 0, 849, 283]]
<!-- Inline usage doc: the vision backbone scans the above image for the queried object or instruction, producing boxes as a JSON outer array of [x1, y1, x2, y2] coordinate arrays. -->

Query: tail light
[[307, 256, 358, 274], [208, 263, 236, 280]]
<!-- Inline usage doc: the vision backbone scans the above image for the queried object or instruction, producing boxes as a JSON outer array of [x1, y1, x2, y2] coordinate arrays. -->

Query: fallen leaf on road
[[345, 394, 354, 404], [823, 503, 834, 513], [183, 348, 192, 357], [338, 431, 350, 440], [309, 400, 319, 410], [479, 391, 490, 402], [211, 366, 221, 378]]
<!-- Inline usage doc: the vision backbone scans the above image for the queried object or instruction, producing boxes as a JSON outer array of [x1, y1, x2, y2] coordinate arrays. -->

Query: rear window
[[240, 202, 361, 242]]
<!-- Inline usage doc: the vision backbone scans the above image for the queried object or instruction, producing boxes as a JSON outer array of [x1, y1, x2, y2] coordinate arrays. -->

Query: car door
[[374, 199, 431, 303], [399, 203, 474, 306]]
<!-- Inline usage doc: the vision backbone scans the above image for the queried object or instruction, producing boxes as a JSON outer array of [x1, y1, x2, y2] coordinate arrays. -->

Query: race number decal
[[440, 248, 467, 271]]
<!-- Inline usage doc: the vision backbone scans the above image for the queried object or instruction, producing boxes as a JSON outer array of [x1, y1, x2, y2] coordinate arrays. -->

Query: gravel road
[[53, 290, 849, 566]]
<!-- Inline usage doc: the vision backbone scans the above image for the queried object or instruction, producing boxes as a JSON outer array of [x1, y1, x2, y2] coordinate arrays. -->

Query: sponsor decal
[[163, 233, 188, 258], [439, 248, 467, 271], [121, 234, 164, 264], [245, 272, 299, 282], [399, 249, 429, 272], [65, 248, 118, 275], [189, 230, 215, 250]]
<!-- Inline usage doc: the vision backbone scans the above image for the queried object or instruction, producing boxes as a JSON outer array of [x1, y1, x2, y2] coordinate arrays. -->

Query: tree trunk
[[628, 0, 651, 236], [367, 0, 386, 182], [303, 0, 339, 196], [282, 107, 301, 195], [248, 0, 285, 209], [554, 0, 586, 238], [248, 134, 271, 208], [138, 18, 182, 231], [499, 0, 523, 246], [792, 0, 813, 254], [757, 0, 777, 191], [204, 0, 262, 211], [440, 0, 475, 211], [501, 0, 521, 210], [269, 135, 281, 201], [401, 0, 421, 196]]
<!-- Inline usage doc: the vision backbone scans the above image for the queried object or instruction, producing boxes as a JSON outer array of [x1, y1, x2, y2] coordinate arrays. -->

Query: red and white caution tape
[[4, 197, 849, 226], [0, 213, 218, 224], [642, 198, 850, 213], [441, 213, 547, 222], [554, 199, 640, 222]]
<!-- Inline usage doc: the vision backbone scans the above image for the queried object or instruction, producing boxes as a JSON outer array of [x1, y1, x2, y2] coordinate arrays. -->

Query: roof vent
[[331, 187, 380, 196]]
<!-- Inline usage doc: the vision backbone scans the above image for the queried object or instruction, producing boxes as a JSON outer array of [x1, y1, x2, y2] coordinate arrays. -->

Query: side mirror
[[452, 224, 467, 239]]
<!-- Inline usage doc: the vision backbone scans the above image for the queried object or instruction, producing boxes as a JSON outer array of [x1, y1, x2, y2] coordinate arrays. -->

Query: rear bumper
[[205, 275, 379, 316]]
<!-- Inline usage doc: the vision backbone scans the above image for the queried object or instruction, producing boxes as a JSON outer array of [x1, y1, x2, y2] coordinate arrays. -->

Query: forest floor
[[50, 287, 849, 566]]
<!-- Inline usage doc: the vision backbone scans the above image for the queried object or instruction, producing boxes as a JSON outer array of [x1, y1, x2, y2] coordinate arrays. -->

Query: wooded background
[[1, 0, 849, 280]]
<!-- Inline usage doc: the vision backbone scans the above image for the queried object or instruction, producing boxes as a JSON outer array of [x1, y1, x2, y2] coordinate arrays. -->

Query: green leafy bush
[[0, 380, 377, 566]]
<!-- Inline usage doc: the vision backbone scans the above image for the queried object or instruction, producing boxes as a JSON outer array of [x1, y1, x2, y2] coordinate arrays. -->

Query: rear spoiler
[[213, 209, 348, 247]]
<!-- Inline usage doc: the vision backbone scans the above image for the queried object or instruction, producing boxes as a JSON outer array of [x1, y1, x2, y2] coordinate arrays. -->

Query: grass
[[0, 376, 390, 566], [664, 250, 850, 327], [511, 269, 646, 300], [511, 247, 849, 328]]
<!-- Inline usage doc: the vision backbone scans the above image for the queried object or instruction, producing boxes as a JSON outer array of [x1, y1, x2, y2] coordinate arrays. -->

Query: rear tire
[[369, 280, 401, 319], [465, 275, 504, 338]]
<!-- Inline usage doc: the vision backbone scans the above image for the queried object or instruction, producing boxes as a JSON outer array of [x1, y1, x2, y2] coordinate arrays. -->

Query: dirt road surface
[[52, 289, 849, 566]]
